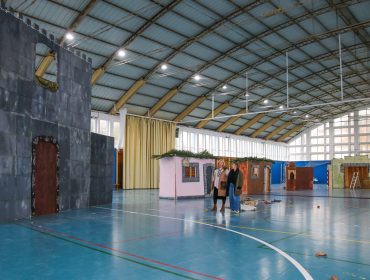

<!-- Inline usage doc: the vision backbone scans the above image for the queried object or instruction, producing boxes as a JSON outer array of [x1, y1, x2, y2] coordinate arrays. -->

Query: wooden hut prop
[[216, 157, 273, 195], [330, 156, 370, 189], [285, 162, 313, 191]]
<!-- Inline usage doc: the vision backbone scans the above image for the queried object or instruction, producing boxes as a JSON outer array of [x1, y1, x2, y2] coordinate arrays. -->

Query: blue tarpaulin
[[271, 160, 330, 184]]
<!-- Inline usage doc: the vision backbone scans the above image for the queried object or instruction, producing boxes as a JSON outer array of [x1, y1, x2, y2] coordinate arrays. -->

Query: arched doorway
[[203, 164, 214, 196], [32, 136, 59, 216]]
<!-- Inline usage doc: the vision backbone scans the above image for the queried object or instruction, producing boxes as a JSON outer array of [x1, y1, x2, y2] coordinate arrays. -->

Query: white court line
[[94, 206, 314, 280]]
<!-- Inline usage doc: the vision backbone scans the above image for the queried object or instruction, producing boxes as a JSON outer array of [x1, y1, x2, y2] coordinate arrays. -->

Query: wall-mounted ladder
[[350, 171, 360, 189]]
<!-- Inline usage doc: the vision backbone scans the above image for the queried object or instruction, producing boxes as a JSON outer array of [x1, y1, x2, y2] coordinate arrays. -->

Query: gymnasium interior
[[0, 0, 370, 279]]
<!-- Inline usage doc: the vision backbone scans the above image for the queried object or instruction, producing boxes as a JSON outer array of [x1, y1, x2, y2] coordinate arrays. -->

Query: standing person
[[211, 160, 228, 212], [227, 161, 243, 213]]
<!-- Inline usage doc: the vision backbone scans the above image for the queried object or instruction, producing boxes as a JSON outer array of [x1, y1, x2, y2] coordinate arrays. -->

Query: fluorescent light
[[305, 114, 309, 118], [161, 64, 168, 70], [263, 99, 269, 104], [293, 110, 297, 114], [65, 32, 74, 41], [222, 85, 227, 90], [117, 49, 126, 57], [194, 75, 201, 81], [279, 105, 284, 109]]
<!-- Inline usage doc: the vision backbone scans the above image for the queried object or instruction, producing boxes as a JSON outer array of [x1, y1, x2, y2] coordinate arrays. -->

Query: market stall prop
[[214, 157, 273, 195], [238, 158, 273, 195], [285, 162, 313, 190], [330, 155, 370, 188], [156, 150, 215, 199]]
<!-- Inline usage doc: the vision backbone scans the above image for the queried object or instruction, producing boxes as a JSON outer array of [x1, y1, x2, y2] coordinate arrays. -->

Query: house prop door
[[344, 166, 369, 188], [264, 167, 271, 193], [32, 137, 59, 216]]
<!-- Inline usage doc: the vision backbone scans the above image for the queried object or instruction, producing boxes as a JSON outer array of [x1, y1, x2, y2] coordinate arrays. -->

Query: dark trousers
[[213, 188, 226, 204]]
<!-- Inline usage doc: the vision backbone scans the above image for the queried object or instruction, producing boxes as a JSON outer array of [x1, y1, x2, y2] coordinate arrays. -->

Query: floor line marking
[[196, 219, 370, 245], [106, 231, 180, 244], [18, 223, 199, 280], [20, 222, 223, 280], [268, 193, 370, 200], [94, 206, 314, 280], [259, 246, 370, 267], [218, 224, 370, 245]]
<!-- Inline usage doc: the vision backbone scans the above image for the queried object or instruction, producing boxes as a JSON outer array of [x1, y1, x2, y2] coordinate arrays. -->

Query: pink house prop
[[159, 157, 214, 199]]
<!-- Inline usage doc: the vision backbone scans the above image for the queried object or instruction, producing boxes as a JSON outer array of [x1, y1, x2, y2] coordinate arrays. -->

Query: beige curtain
[[124, 115, 175, 189]]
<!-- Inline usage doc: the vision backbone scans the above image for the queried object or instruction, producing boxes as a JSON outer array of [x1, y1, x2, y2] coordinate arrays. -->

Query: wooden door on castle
[[33, 141, 57, 216]]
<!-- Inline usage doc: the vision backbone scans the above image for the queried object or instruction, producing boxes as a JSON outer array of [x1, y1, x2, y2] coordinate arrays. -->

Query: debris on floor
[[240, 198, 258, 211], [262, 199, 281, 204], [315, 251, 327, 257]]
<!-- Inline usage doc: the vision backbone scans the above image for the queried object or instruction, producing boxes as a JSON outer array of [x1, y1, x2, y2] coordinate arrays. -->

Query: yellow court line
[[197, 221, 370, 245]]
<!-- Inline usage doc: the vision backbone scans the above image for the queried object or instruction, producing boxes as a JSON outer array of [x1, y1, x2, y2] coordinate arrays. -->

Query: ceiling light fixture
[[117, 49, 126, 57], [65, 32, 74, 41], [222, 85, 227, 90], [305, 114, 309, 118], [194, 75, 201, 81], [263, 99, 269, 104], [161, 64, 168, 70], [279, 105, 284, 109]]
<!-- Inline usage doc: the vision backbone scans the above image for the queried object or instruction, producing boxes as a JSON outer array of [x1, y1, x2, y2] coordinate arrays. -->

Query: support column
[[329, 120, 334, 159], [117, 108, 127, 190], [306, 131, 311, 161], [118, 108, 127, 150], [354, 110, 359, 156]]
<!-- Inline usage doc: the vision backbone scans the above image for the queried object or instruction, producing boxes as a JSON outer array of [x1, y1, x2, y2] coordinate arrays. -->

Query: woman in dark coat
[[227, 161, 243, 213]]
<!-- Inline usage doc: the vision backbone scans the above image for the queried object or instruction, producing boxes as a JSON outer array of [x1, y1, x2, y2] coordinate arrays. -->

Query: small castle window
[[35, 43, 59, 92]]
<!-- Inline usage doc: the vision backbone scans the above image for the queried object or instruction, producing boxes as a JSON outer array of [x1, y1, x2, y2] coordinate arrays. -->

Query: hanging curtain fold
[[124, 116, 175, 189]]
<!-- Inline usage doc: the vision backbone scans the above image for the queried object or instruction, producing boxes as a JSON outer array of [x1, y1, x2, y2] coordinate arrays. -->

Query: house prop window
[[251, 165, 260, 178], [182, 163, 200, 182]]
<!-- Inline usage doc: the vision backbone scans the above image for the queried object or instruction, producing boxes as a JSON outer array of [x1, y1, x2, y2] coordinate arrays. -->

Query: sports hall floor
[[1, 185, 369, 280]]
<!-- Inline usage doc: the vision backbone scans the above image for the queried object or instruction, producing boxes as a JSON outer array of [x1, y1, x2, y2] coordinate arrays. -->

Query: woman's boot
[[211, 204, 217, 211], [220, 203, 225, 212]]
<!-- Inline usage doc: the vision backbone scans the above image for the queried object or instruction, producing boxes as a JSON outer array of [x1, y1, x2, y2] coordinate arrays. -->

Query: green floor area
[[1, 188, 369, 279]]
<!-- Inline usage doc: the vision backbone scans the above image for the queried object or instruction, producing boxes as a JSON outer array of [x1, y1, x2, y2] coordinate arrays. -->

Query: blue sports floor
[[1, 186, 370, 280]]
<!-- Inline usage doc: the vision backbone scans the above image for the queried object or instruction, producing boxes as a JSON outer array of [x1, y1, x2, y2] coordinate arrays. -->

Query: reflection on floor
[[271, 183, 370, 199], [0, 189, 369, 280]]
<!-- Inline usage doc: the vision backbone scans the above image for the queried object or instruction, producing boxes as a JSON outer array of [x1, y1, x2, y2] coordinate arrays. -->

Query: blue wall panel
[[271, 161, 286, 184], [271, 160, 330, 184], [294, 161, 330, 184], [113, 149, 117, 186]]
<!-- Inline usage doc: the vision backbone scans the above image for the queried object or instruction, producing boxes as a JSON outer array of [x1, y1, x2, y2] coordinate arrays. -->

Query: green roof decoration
[[153, 149, 274, 163], [153, 149, 216, 159]]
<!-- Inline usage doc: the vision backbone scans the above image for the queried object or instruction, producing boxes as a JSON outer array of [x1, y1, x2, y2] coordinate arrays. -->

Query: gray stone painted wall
[[0, 9, 113, 222], [90, 133, 114, 206]]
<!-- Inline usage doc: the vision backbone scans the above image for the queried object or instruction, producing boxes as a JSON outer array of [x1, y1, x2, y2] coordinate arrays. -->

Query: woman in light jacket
[[211, 160, 228, 212], [227, 161, 243, 213]]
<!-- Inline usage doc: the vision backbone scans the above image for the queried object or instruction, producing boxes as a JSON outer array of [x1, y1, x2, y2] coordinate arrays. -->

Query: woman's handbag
[[218, 180, 227, 197], [234, 186, 242, 196], [234, 172, 243, 196]]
